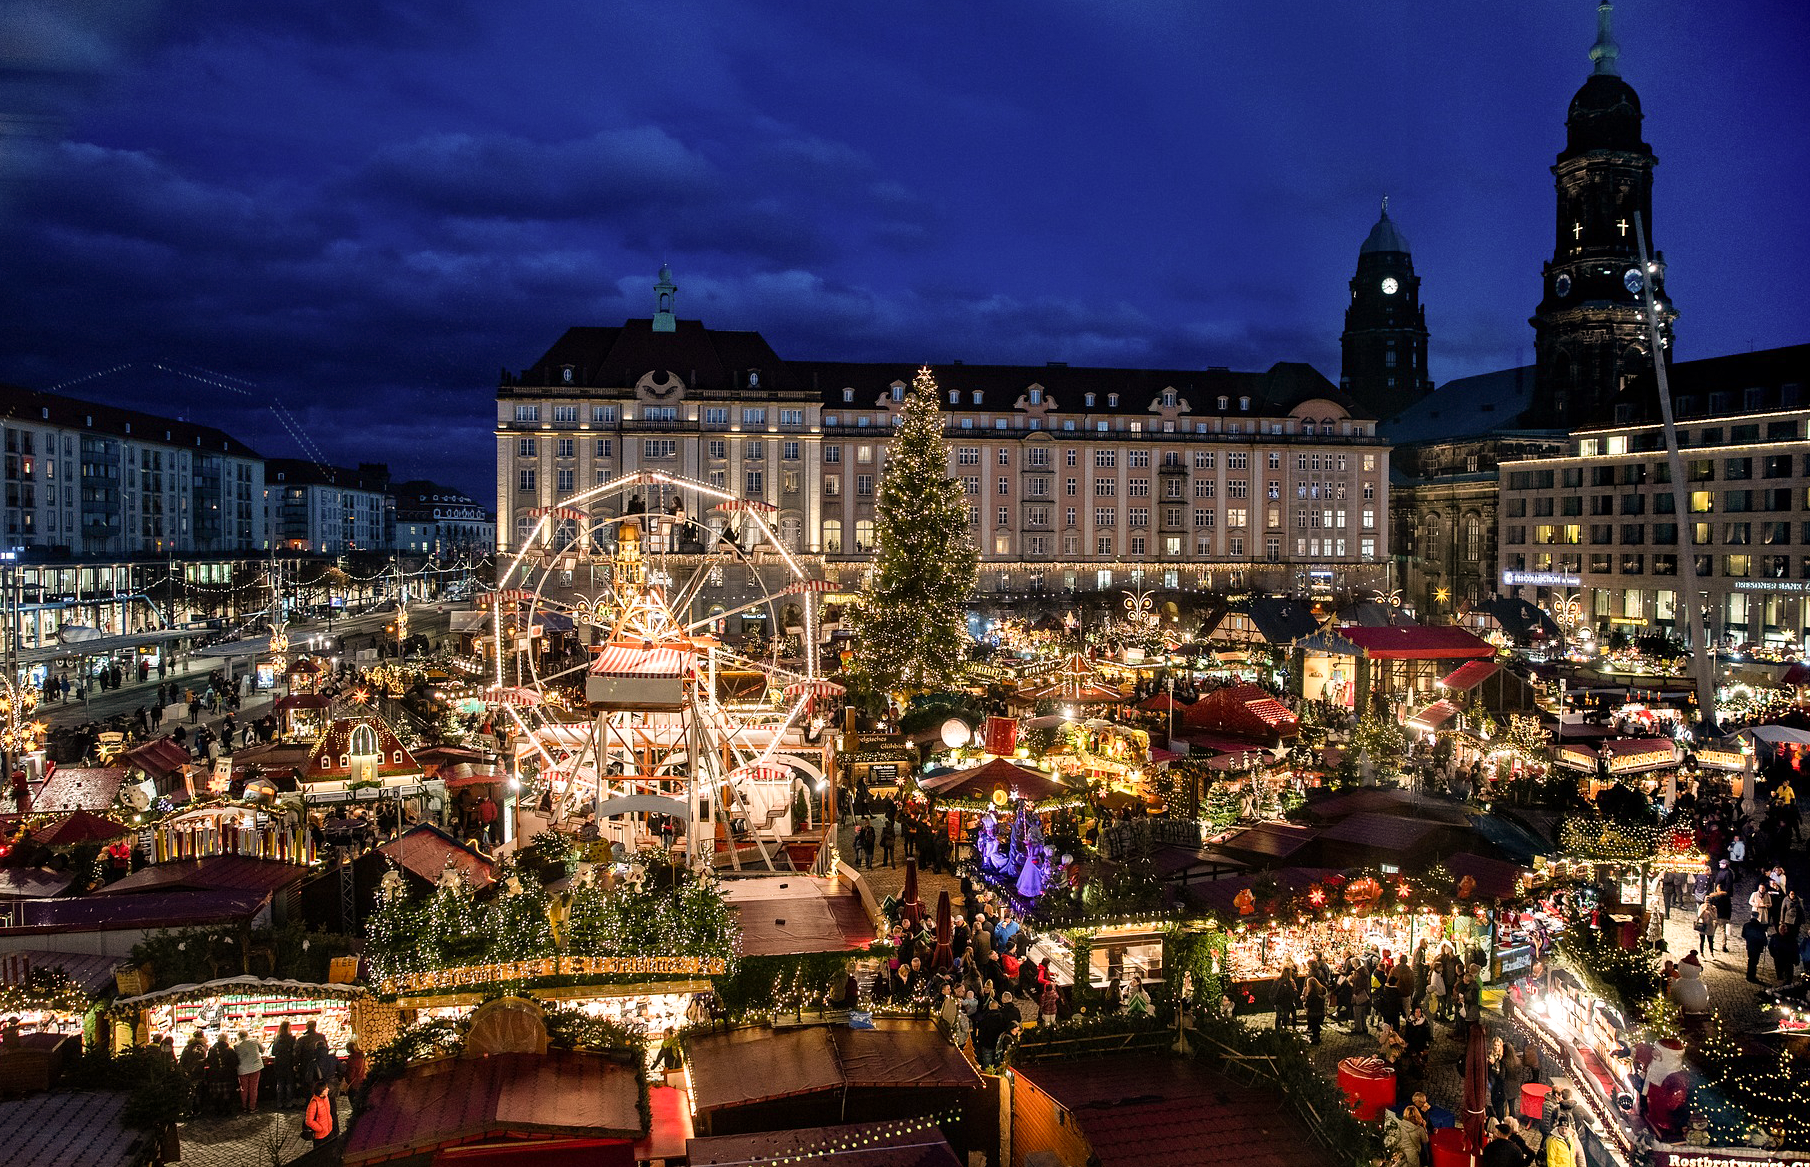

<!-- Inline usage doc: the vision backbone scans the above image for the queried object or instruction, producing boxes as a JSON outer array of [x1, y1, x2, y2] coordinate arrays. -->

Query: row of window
[[1509, 451, 1806, 491]]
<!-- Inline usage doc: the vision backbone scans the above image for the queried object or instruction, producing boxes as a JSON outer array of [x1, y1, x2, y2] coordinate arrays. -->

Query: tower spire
[[653, 263, 677, 332], [1590, 0, 1620, 76]]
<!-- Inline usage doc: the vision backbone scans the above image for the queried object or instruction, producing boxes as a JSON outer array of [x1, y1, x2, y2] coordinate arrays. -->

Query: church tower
[[1530, 1, 1675, 427], [1340, 198, 1431, 419]]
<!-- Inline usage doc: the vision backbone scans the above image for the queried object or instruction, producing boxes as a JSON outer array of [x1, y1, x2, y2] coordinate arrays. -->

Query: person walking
[[1741, 914, 1769, 983], [879, 818, 895, 868], [304, 1080, 336, 1149], [233, 1029, 264, 1113], [1303, 974, 1327, 1045], [1695, 898, 1719, 955]]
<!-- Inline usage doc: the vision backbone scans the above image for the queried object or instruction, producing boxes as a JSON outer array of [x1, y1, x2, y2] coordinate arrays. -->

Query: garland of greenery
[[709, 951, 868, 1022], [1008, 1012, 1169, 1064], [0, 967, 91, 1016], [125, 920, 358, 993]]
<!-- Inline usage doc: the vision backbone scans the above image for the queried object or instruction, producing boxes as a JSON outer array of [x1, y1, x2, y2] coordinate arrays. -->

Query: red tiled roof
[[343, 1050, 643, 1166], [915, 758, 1074, 804], [720, 876, 876, 958], [1181, 684, 1299, 741], [120, 738, 192, 779], [1016, 1055, 1334, 1167], [689, 1121, 962, 1167], [94, 856, 313, 897], [1406, 700, 1461, 730], [1440, 660, 1503, 691], [379, 824, 497, 892], [1330, 625, 1494, 660], [31, 767, 125, 813], [30, 810, 130, 848]]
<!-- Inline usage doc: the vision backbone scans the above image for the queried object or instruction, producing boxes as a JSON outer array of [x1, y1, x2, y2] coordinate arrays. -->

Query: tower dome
[[1359, 204, 1411, 256], [1563, 2, 1646, 157]]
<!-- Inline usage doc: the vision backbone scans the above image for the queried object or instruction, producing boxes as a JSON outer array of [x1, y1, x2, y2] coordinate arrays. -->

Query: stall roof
[[1737, 724, 1810, 746], [1469, 815, 1553, 866], [0, 868, 76, 899], [273, 694, 333, 712], [3, 950, 123, 997], [689, 1121, 963, 1167], [1406, 700, 1461, 731], [1304, 626, 1494, 661], [686, 1023, 981, 1114], [1181, 684, 1299, 741], [31, 810, 130, 848], [343, 1050, 644, 1167], [379, 824, 497, 892], [1316, 812, 1446, 853], [1214, 822, 1318, 862], [0, 1090, 145, 1167], [915, 758, 1073, 804], [119, 738, 191, 780], [0, 888, 271, 936], [1015, 1055, 1335, 1167], [1439, 660, 1503, 692], [94, 855, 313, 898], [30, 767, 124, 813], [302, 716, 422, 781], [589, 644, 693, 678], [1443, 852, 1531, 902], [720, 875, 876, 957], [1180, 867, 1344, 916], [1294, 788, 1470, 827]]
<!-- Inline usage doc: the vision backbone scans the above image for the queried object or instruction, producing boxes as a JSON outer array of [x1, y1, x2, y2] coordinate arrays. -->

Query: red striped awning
[[712, 500, 778, 513], [480, 686, 541, 707], [528, 505, 589, 521], [781, 580, 840, 594], [589, 644, 693, 678], [729, 762, 791, 784], [493, 589, 537, 604], [784, 680, 846, 699]]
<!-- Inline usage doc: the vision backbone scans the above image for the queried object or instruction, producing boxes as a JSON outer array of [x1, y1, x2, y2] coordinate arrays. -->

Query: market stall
[[150, 802, 316, 864], [116, 975, 368, 1051]]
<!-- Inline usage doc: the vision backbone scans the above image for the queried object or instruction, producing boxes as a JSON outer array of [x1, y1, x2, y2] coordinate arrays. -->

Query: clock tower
[[1530, 1, 1676, 428], [1340, 198, 1431, 420]]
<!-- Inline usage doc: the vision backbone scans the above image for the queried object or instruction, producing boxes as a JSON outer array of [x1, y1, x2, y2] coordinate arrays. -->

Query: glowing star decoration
[[1307, 885, 1327, 908], [350, 688, 371, 706], [0, 680, 46, 756], [1433, 587, 1450, 603]]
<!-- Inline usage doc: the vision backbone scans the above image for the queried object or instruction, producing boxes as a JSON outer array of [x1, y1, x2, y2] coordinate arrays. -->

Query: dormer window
[[971, 391, 983, 405], [748, 370, 761, 388], [1085, 393, 1096, 407], [1217, 396, 1229, 410], [891, 385, 904, 401], [1162, 390, 1175, 407], [1303, 422, 1316, 435], [843, 388, 854, 403], [562, 366, 574, 384], [1107, 394, 1119, 407], [1239, 396, 1251, 411], [949, 391, 960, 405], [1029, 388, 1043, 405]]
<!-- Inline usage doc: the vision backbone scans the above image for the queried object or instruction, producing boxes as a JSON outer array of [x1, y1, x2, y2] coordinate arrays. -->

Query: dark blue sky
[[1, 1, 1805, 505]]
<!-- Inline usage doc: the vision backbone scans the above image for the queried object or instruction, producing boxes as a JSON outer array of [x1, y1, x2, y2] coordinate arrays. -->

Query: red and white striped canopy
[[712, 500, 778, 513], [589, 643, 693, 678], [480, 685, 542, 707], [493, 589, 538, 604], [729, 761, 791, 784], [529, 505, 589, 521], [782, 579, 839, 594], [783, 680, 846, 699]]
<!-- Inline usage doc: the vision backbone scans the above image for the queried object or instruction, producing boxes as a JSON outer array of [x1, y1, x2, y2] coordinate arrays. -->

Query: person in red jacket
[[304, 1081, 335, 1147]]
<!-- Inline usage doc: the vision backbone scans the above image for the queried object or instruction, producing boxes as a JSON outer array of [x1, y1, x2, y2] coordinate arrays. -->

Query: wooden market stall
[[116, 975, 371, 1052]]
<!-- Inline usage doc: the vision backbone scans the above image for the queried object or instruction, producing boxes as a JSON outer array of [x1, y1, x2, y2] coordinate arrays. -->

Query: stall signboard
[[1606, 744, 1679, 774], [867, 763, 900, 783], [1652, 1151, 1810, 1167], [381, 954, 729, 995], [1694, 748, 1746, 772], [1555, 746, 1597, 772], [255, 662, 276, 690], [946, 810, 961, 843]]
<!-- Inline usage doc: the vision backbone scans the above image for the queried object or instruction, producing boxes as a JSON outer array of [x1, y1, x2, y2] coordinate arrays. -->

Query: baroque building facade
[[496, 278, 1394, 625]]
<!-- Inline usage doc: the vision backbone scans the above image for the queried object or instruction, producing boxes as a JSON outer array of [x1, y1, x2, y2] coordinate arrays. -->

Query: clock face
[[1623, 267, 1645, 295], [1380, 277, 1399, 295], [1554, 274, 1572, 298]]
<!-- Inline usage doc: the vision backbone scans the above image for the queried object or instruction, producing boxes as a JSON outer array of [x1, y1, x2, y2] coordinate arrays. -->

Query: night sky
[[1, 1, 1805, 505]]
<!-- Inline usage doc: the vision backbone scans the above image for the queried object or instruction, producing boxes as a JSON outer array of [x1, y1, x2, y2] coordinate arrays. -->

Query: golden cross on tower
[[1572, 222, 1582, 240], [1617, 218, 1630, 236]]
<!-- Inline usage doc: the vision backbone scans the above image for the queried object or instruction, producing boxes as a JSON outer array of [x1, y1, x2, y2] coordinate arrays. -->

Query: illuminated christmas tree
[[849, 366, 978, 693]]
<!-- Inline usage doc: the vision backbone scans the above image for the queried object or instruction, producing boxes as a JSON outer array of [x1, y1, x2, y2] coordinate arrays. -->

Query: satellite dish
[[940, 718, 972, 749]]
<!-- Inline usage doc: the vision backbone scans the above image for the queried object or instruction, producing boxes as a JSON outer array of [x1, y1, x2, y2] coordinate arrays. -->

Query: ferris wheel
[[486, 470, 844, 872]]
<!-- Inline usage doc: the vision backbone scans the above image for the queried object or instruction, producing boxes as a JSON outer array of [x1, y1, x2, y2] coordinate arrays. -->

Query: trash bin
[[1335, 1055, 1396, 1121]]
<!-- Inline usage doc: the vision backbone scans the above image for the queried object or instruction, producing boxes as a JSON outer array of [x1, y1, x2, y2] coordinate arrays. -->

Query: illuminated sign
[[1733, 580, 1810, 592], [1501, 570, 1581, 587], [382, 955, 728, 994], [1606, 746, 1678, 774], [1694, 748, 1746, 771]]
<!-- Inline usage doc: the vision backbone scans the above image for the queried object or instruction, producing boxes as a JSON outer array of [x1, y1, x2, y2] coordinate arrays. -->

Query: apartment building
[[0, 383, 265, 557], [265, 459, 394, 554], [496, 279, 1393, 610], [1497, 344, 1810, 649], [395, 480, 495, 557]]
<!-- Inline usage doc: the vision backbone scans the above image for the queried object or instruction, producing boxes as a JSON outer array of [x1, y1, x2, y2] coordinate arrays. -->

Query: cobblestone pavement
[[171, 1095, 351, 1166], [836, 816, 963, 908]]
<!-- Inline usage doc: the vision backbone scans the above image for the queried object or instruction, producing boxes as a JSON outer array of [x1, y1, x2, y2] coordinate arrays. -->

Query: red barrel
[[1521, 1082, 1551, 1121], [1335, 1056, 1396, 1121], [1429, 1126, 1474, 1167]]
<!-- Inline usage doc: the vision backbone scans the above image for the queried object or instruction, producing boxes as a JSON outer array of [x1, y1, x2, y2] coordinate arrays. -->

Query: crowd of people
[[168, 1018, 364, 1131]]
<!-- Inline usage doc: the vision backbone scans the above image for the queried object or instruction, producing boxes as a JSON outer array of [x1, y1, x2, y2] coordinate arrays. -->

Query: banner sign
[[382, 954, 728, 995]]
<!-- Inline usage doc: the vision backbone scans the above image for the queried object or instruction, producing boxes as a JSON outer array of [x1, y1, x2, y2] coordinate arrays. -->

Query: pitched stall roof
[[689, 1121, 964, 1167], [342, 1050, 644, 1167], [686, 1024, 981, 1114], [589, 644, 693, 678], [302, 717, 422, 781], [0, 889, 271, 936], [0, 1089, 146, 1167], [718, 875, 877, 958], [94, 856, 313, 898], [1015, 1055, 1336, 1167], [31, 767, 125, 813], [914, 758, 1075, 804], [1315, 812, 1447, 854], [1180, 684, 1300, 742], [1302, 625, 1495, 661], [0, 950, 122, 997], [1406, 700, 1461, 731], [1440, 660, 1503, 691], [378, 824, 498, 892]]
